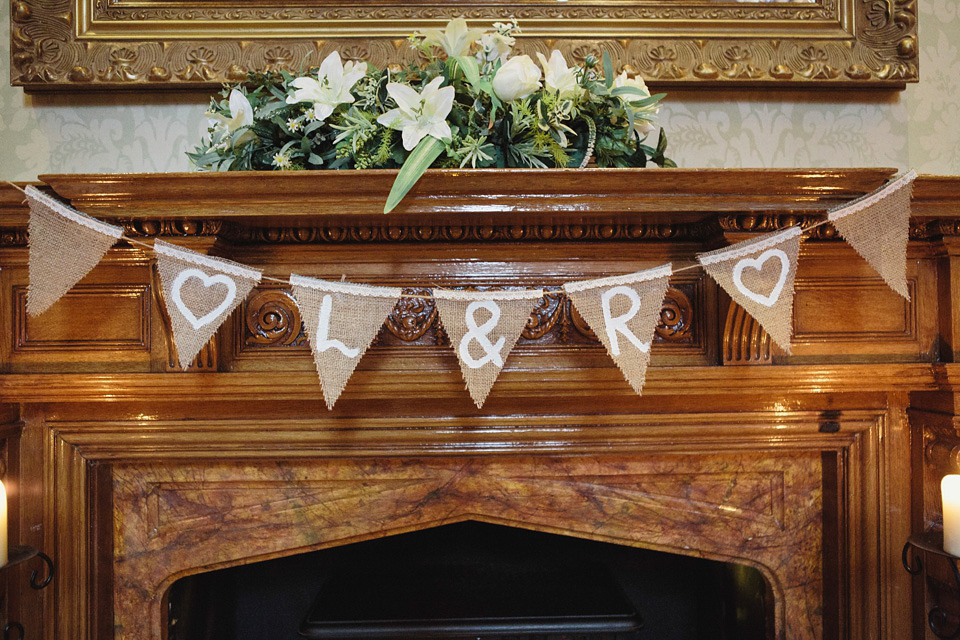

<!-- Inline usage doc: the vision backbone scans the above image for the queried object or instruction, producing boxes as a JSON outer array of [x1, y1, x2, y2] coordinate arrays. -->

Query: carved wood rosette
[[10, 0, 918, 90]]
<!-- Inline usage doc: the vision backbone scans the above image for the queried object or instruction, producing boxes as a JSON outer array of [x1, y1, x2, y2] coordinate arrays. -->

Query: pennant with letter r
[[564, 264, 672, 395]]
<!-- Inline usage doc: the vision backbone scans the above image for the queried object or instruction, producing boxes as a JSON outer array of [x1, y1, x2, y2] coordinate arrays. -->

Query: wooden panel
[[13, 285, 150, 352], [794, 280, 914, 337]]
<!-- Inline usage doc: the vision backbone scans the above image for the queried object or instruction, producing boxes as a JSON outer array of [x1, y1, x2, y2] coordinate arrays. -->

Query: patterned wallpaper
[[0, 0, 957, 178]]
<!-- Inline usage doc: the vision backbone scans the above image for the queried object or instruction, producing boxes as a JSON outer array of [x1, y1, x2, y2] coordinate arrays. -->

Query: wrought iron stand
[[904, 532, 960, 639], [1, 546, 54, 640]]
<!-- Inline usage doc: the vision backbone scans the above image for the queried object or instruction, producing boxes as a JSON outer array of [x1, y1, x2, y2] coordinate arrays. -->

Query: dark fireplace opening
[[166, 521, 774, 640]]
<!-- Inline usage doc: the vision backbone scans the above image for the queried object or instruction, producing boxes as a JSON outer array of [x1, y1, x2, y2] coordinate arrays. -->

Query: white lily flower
[[376, 77, 454, 151], [475, 32, 515, 65], [206, 89, 255, 147], [613, 71, 658, 139], [419, 17, 484, 57], [537, 50, 582, 99], [286, 51, 367, 123]]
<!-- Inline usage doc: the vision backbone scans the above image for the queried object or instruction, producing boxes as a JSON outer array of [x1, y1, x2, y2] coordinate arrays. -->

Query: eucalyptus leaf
[[384, 136, 444, 214], [602, 52, 614, 90]]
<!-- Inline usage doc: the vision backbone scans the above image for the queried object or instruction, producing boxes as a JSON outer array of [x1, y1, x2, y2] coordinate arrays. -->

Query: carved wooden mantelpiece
[[0, 168, 957, 640]]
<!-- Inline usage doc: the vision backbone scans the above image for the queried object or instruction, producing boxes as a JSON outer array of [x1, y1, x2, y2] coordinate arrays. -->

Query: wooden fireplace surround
[[0, 168, 958, 640]]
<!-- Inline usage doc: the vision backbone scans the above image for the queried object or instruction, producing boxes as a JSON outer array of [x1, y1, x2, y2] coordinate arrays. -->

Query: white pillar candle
[[943, 475, 960, 556], [0, 480, 7, 566]]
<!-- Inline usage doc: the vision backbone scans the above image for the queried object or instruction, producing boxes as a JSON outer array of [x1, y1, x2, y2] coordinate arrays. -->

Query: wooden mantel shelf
[[0, 363, 940, 404], [33, 168, 899, 223]]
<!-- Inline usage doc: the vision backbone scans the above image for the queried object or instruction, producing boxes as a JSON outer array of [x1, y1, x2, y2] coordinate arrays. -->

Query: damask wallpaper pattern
[[0, 0, 956, 178]]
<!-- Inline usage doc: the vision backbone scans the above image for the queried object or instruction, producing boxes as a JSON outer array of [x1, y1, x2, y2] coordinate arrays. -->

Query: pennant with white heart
[[697, 226, 803, 353], [289, 275, 402, 410], [564, 264, 672, 395], [154, 240, 262, 369]]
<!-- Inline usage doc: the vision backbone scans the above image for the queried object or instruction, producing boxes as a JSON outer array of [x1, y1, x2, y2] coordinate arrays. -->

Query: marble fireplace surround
[[0, 168, 942, 640]]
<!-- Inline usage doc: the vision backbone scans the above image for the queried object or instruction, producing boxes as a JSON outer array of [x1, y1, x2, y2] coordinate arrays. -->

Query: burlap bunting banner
[[828, 170, 916, 300], [564, 264, 672, 395], [25, 185, 124, 317], [154, 240, 262, 369], [697, 227, 803, 353], [434, 288, 544, 408], [289, 275, 402, 409]]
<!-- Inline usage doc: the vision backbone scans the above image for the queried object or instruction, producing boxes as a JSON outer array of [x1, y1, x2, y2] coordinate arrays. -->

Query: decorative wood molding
[[10, 0, 917, 90], [240, 285, 696, 351]]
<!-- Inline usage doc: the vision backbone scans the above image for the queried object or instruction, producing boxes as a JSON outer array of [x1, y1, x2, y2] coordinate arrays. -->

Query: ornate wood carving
[[238, 285, 697, 351], [10, 0, 917, 89], [225, 222, 719, 245], [723, 302, 774, 365]]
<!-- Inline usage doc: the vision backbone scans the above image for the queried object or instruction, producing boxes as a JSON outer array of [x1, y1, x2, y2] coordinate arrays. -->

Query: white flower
[[272, 150, 294, 169], [376, 77, 455, 151], [285, 51, 367, 123], [475, 32, 515, 65], [613, 71, 658, 138], [537, 50, 581, 99], [492, 55, 541, 102], [419, 17, 484, 57], [206, 89, 255, 147]]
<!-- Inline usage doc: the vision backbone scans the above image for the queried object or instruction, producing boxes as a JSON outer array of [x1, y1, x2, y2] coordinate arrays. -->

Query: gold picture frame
[[10, 0, 918, 90]]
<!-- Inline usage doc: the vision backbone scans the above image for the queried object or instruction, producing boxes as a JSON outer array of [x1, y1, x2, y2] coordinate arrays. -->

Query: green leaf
[[384, 136, 444, 214], [602, 52, 614, 90], [452, 56, 481, 87]]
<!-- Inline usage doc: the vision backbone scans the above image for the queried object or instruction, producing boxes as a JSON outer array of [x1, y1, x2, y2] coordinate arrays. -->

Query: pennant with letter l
[[154, 240, 262, 370], [697, 226, 803, 353], [289, 275, 402, 410], [434, 288, 544, 408], [828, 169, 917, 300], [564, 264, 672, 395], [24, 185, 124, 317]]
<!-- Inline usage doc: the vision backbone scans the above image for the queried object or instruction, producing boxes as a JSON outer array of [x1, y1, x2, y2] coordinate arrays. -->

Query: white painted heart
[[732, 248, 789, 308], [171, 268, 237, 330]]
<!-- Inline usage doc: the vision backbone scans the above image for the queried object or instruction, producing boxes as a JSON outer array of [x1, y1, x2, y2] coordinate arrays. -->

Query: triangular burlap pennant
[[828, 169, 916, 300], [563, 264, 672, 395], [697, 227, 803, 353], [154, 240, 262, 370], [25, 185, 124, 316], [289, 275, 402, 409], [434, 288, 544, 408]]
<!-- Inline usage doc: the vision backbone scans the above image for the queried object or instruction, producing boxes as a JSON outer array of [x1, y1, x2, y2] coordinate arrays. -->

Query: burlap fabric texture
[[154, 240, 262, 370], [290, 275, 402, 409], [698, 227, 803, 353], [829, 170, 916, 300], [564, 264, 672, 395], [25, 185, 124, 317], [434, 289, 544, 408]]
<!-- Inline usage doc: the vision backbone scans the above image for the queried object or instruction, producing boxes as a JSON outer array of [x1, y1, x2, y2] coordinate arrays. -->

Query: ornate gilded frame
[[10, 0, 917, 90]]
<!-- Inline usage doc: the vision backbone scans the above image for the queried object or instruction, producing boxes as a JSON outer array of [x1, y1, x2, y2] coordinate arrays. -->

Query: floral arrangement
[[188, 18, 675, 212]]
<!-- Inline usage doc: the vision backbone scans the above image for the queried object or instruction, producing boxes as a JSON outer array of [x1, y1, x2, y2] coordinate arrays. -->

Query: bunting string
[[10, 171, 917, 407]]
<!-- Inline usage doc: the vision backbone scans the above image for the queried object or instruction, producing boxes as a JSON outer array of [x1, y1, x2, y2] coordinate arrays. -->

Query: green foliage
[[188, 19, 675, 211]]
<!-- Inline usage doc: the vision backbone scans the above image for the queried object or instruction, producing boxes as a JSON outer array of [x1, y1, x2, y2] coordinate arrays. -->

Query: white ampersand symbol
[[459, 300, 506, 370]]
